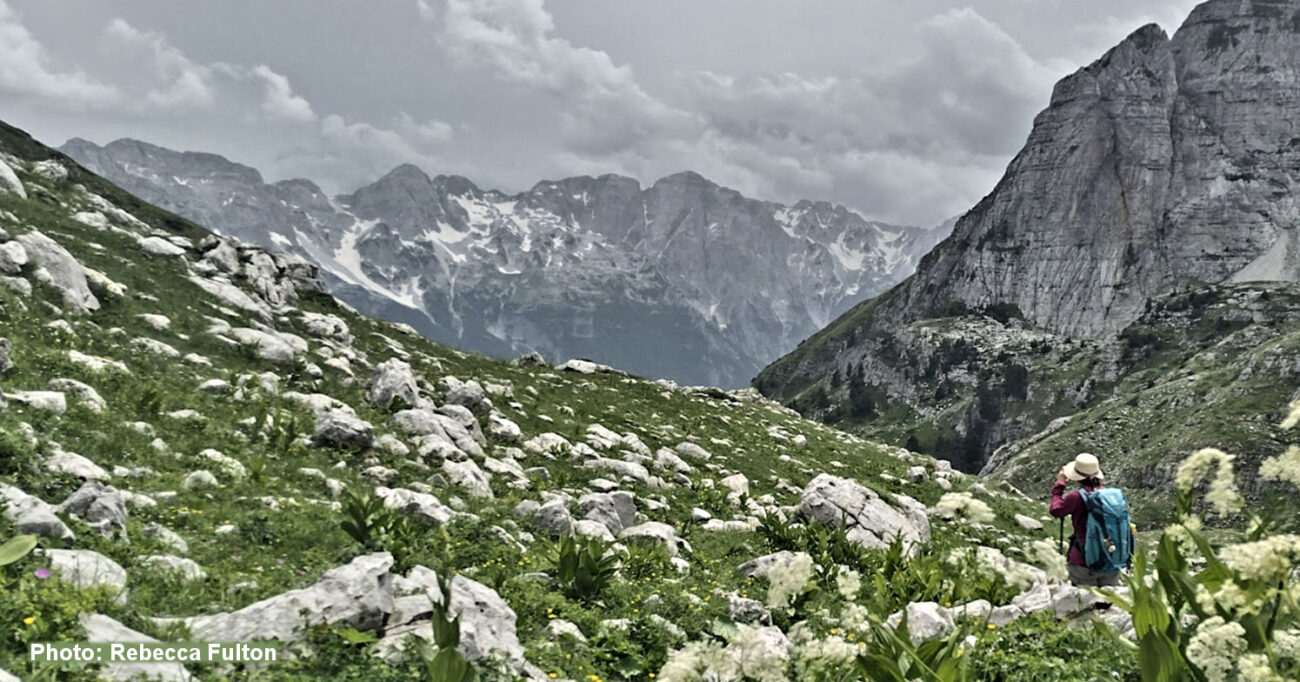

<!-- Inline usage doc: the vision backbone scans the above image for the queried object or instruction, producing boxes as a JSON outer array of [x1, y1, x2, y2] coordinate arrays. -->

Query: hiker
[[1049, 452, 1134, 587]]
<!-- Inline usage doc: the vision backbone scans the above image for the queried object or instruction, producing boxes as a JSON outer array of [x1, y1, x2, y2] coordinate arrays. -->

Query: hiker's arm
[[1049, 482, 1076, 517]]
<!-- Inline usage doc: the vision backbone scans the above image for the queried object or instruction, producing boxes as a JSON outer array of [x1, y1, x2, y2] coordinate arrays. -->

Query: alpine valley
[[60, 138, 950, 389], [3, 1, 1300, 681]]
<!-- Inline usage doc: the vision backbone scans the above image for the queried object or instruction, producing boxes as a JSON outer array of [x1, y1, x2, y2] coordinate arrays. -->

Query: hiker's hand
[[1056, 468, 1067, 484]]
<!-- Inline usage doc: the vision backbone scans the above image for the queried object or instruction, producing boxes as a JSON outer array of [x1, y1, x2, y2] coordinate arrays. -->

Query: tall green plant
[[549, 535, 621, 603], [1099, 411, 1300, 681], [413, 575, 477, 682], [339, 490, 418, 572]]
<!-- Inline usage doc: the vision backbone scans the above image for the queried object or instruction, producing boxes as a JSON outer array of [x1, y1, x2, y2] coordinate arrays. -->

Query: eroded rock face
[[881, 6, 1300, 338], [377, 566, 525, 665], [15, 231, 99, 313], [81, 614, 194, 682], [166, 552, 394, 642], [759, 1, 1300, 471], [311, 409, 374, 450], [794, 474, 930, 553], [366, 358, 419, 409]]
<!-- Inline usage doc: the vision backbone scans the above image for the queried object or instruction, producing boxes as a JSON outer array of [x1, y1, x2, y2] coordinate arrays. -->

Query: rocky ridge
[[61, 138, 950, 389]]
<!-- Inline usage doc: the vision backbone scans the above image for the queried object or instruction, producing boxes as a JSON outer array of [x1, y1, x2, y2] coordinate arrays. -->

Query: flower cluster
[[932, 492, 995, 525], [835, 569, 861, 600], [1218, 534, 1300, 582], [1165, 514, 1204, 556], [1274, 629, 1300, 662], [1025, 539, 1067, 582], [1175, 448, 1244, 516], [1259, 445, 1300, 490], [657, 624, 790, 682], [1236, 653, 1277, 682], [1185, 617, 1248, 682], [765, 553, 815, 609]]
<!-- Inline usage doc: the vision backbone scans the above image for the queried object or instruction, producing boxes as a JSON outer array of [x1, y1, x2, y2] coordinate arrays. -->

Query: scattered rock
[[8, 391, 67, 414], [0, 160, 26, 199], [48, 378, 106, 412], [311, 409, 374, 450], [16, 231, 99, 313], [183, 470, 219, 489], [378, 566, 524, 665], [619, 522, 687, 557], [366, 358, 420, 408], [81, 614, 194, 682], [56, 482, 127, 539], [165, 553, 394, 643], [1014, 514, 1045, 531], [794, 473, 931, 553], [1, 484, 75, 541], [886, 602, 955, 644], [530, 500, 573, 536], [44, 449, 109, 480], [0, 240, 26, 274], [46, 549, 128, 595], [142, 555, 206, 581]]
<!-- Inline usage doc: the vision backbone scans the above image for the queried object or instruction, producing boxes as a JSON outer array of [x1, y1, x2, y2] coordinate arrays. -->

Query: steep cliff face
[[759, 0, 1300, 469], [61, 139, 948, 387]]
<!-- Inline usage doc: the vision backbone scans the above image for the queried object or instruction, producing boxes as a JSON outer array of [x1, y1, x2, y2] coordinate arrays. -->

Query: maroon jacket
[[1050, 481, 1102, 566]]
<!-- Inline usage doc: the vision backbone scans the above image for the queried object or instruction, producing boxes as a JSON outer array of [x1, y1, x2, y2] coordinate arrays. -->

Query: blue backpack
[[1075, 488, 1134, 574]]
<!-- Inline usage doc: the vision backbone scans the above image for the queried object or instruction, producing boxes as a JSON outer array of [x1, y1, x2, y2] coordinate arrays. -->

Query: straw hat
[[1063, 452, 1104, 481]]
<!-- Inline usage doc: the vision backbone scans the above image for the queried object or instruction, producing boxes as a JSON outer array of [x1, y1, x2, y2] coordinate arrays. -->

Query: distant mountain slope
[[757, 0, 1300, 499], [62, 138, 949, 387]]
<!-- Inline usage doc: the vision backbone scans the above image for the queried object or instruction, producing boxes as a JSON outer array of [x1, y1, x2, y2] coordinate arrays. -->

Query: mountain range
[[60, 138, 950, 388]]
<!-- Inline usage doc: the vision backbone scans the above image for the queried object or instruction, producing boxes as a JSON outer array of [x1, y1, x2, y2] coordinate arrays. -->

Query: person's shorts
[[1067, 564, 1121, 587]]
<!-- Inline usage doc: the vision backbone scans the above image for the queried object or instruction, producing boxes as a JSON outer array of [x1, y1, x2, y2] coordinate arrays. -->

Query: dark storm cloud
[[0, 0, 1200, 225]]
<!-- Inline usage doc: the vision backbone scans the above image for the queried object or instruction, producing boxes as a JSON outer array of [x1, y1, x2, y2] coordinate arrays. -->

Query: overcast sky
[[1, 0, 1200, 226]]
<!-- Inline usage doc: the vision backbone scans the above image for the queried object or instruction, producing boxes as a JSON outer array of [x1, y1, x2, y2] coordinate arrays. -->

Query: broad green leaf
[[0, 534, 37, 567]]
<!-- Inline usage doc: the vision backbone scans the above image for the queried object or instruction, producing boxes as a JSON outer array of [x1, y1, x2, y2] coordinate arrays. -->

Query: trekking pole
[[1059, 517, 1065, 556]]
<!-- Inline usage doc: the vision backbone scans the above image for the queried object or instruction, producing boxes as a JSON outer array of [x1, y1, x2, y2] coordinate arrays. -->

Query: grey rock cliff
[[759, 0, 1300, 464]]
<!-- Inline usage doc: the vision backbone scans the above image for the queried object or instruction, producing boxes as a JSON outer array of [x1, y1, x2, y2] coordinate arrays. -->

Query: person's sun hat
[[1063, 452, 1104, 481]]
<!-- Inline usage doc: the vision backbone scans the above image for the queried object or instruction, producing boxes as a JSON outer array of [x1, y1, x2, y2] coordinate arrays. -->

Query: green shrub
[[972, 613, 1140, 681], [548, 535, 621, 604]]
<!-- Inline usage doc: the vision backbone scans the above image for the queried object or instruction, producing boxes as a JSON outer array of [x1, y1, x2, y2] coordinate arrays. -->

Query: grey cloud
[[0, 0, 1205, 226]]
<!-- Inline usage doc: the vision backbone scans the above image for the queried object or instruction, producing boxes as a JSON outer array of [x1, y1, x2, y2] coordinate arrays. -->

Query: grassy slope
[[985, 284, 1300, 526], [0, 128, 1057, 680]]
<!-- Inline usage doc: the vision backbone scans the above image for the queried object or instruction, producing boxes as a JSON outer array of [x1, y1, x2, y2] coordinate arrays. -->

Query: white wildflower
[[836, 569, 862, 600], [933, 492, 995, 524], [949, 546, 1042, 591], [793, 635, 858, 680], [1196, 580, 1256, 616], [839, 602, 871, 632], [1219, 534, 1300, 582], [1274, 629, 1300, 661], [658, 625, 791, 682], [766, 552, 816, 609], [729, 624, 791, 682], [1175, 448, 1244, 516], [1236, 653, 1278, 682], [1166, 514, 1204, 557], [657, 641, 733, 682], [1027, 538, 1068, 581], [1185, 617, 1248, 682], [1195, 583, 1216, 614], [1259, 445, 1300, 491], [1281, 399, 1300, 429]]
